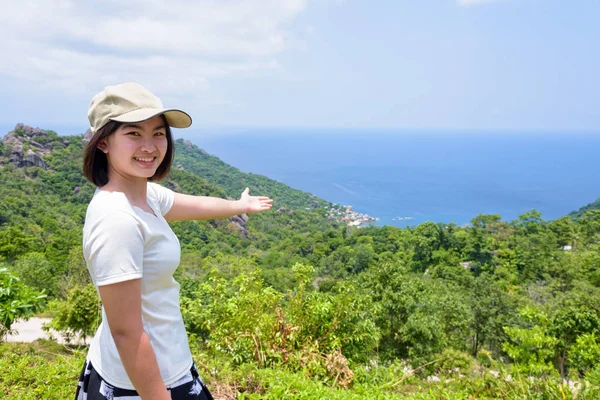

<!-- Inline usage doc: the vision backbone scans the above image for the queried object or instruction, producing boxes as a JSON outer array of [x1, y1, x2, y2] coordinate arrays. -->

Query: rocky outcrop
[[82, 129, 93, 143], [8, 144, 23, 165], [0, 123, 65, 169], [183, 140, 194, 150], [21, 149, 46, 169], [230, 214, 249, 238], [166, 180, 180, 192]]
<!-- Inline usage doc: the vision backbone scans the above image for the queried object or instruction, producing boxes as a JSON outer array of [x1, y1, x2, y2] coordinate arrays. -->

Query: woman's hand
[[167, 190, 273, 221], [239, 187, 273, 214]]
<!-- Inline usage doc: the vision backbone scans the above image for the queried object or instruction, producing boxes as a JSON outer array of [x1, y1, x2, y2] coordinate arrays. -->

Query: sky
[[0, 0, 598, 134]]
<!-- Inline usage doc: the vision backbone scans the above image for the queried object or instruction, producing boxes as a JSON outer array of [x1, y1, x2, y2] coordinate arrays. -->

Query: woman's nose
[[140, 137, 156, 151]]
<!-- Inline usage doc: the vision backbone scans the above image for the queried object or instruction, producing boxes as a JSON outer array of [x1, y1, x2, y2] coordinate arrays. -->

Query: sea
[[180, 128, 600, 228]]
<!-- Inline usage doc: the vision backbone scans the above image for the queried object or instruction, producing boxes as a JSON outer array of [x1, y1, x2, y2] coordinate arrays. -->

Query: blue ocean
[[191, 129, 599, 228]]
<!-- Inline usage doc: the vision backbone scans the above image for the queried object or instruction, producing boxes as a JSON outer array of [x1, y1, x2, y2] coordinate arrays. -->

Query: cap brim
[[111, 108, 192, 129]]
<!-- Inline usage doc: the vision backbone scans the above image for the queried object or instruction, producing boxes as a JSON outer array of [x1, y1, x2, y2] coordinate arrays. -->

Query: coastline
[[326, 204, 378, 228]]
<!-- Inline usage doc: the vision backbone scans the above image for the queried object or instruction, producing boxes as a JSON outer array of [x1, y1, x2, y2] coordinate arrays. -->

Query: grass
[[2, 340, 600, 399], [0, 340, 85, 399]]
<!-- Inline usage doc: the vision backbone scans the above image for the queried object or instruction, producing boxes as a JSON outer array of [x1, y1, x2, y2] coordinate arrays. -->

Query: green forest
[[3, 124, 600, 399]]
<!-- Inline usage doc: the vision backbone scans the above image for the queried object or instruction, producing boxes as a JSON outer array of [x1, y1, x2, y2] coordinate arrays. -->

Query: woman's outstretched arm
[[165, 187, 273, 221]]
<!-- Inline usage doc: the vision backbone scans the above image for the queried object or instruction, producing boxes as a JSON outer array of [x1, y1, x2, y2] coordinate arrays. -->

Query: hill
[[0, 123, 365, 287], [570, 197, 600, 220]]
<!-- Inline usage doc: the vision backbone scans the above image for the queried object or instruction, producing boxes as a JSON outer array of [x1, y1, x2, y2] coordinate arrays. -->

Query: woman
[[76, 82, 273, 399]]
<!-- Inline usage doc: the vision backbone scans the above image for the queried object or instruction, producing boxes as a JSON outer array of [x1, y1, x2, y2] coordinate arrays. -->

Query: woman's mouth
[[134, 156, 156, 166]]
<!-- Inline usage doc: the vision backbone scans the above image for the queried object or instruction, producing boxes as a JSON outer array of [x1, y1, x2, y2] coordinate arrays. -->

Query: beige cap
[[88, 82, 192, 133]]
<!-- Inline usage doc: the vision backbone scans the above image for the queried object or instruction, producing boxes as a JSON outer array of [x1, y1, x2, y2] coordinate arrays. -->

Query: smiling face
[[97, 115, 170, 183]]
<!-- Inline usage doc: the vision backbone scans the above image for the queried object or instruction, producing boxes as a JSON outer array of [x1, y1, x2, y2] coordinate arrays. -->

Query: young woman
[[76, 82, 273, 399]]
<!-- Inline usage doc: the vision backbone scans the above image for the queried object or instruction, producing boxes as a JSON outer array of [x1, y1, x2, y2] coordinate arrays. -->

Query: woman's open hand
[[239, 187, 273, 214]]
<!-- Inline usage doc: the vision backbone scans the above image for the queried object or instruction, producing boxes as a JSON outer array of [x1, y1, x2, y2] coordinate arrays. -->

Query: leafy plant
[[46, 284, 100, 344], [0, 267, 46, 339]]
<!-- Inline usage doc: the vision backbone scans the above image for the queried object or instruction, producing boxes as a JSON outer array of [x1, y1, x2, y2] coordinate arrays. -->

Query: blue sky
[[0, 0, 598, 133]]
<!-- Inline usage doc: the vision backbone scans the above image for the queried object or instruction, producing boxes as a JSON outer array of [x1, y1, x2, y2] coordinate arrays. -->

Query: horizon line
[[1, 122, 600, 137]]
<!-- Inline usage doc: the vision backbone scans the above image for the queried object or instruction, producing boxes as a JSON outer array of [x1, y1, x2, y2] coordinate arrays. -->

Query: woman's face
[[98, 115, 169, 182]]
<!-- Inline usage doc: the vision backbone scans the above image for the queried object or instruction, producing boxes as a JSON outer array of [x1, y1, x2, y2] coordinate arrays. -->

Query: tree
[[364, 261, 471, 361], [517, 210, 544, 234], [469, 274, 516, 356], [503, 307, 557, 376], [465, 215, 500, 269], [577, 210, 600, 244], [0, 267, 46, 339], [12, 252, 57, 297], [570, 333, 600, 377], [411, 222, 442, 272], [548, 306, 600, 380], [549, 216, 579, 248], [47, 283, 101, 343], [0, 226, 38, 261]]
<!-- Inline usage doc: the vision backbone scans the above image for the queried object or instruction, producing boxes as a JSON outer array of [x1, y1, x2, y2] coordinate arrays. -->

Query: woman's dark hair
[[82, 114, 174, 186]]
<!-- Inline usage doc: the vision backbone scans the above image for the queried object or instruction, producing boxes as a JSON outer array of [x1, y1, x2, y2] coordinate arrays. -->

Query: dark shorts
[[75, 359, 214, 400]]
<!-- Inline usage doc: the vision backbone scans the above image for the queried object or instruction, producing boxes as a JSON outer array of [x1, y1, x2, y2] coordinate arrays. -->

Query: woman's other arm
[[99, 279, 171, 400], [164, 187, 273, 222]]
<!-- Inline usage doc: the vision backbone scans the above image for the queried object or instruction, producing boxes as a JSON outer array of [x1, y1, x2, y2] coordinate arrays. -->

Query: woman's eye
[[127, 132, 140, 136], [155, 132, 166, 136]]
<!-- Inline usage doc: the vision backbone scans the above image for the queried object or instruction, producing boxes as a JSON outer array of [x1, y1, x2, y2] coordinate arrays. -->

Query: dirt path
[[5, 317, 86, 345]]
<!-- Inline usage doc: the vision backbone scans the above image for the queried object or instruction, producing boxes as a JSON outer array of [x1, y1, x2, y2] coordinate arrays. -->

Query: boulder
[[32, 128, 46, 138], [230, 215, 249, 238], [29, 140, 44, 149], [3, 135, 21, 146], [9, 144, 23, 165], [4, 130, 17, 140], [21, 149, 47, 169], [166, 180, 180, 191], [22, 125, 46, 138], [46, 142, 65, 150]]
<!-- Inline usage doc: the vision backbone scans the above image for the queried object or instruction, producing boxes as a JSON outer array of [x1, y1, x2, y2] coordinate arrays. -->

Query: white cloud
[[457, 0, 507, 6], [0, 0, 306, 101]]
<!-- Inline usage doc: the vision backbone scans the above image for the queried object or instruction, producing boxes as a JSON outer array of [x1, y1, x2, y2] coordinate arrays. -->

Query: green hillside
[[570, 198, 600, 220], [173, 138, 330, 210], [3, 124, 600, 399]]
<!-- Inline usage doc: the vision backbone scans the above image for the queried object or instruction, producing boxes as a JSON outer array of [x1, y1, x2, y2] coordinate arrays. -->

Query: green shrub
[[0, 267, 46, 338], [11, 252, 57, 297], [0, 340, 84, 399], [46, 284, 100, 344], [435, 348, 475, 377], [182, 261, 379, 386]]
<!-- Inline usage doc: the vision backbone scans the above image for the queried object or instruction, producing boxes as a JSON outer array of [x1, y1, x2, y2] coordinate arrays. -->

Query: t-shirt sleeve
[[86, 211, 145, 286], [147, 182, 175, 216]]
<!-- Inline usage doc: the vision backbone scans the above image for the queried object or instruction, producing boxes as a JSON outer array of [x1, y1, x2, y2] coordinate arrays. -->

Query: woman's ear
[[97, 139, 108, 153]]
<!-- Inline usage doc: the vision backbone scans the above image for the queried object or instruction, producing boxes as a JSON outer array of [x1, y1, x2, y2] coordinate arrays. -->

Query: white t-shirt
[[83, 182, 193, 390]]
